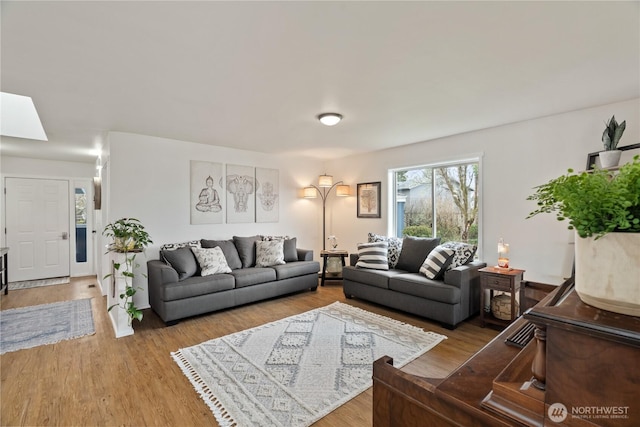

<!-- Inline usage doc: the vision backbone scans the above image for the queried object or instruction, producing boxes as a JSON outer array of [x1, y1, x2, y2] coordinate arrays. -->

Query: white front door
[[5, 178, 70, 281]]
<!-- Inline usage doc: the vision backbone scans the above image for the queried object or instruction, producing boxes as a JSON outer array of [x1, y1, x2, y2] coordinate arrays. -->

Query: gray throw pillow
[[233, 235, 262, 268], [160, 247, 198, 280], [201, 239, 243, 270], [395, 236, 441, 273], [283, 237, 297, 262]]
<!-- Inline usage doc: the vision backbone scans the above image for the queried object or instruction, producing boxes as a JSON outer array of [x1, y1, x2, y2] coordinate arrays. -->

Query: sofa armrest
[[444, 261, 486, 288], [297, 248, 314, 261], [349, 253, 359, 266], [147, 259, 180, 287]]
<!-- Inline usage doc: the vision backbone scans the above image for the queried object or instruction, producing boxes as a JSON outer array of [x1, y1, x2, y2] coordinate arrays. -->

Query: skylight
[[0, 92, 48, 141]]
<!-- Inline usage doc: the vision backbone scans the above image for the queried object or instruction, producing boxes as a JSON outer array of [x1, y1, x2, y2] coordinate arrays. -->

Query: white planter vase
[[574, 232, 640, 316], [598, 150, 622, 168]]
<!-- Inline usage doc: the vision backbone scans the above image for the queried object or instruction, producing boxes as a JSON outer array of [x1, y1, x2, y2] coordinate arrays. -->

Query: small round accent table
[[320, 250, 348, 286]]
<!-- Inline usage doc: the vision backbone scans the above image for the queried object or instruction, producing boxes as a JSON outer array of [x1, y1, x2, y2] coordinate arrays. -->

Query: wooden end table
[[320, 250, 348, 286], [479, 266, 525, 328]]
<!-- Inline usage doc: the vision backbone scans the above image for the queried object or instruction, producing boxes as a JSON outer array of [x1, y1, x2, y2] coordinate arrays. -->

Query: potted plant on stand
[[527, 155, 640, 316], [103, 217, 153, 337], [599, 115, 626, 168]]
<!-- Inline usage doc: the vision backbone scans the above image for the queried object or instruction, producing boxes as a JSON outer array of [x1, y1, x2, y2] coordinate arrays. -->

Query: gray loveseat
[[343, 235, 486, 329], [148, 236, 320, 325]]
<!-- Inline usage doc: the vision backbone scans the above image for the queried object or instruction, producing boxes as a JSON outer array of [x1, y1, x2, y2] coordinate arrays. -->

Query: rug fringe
[[171, 350, 238, 427]]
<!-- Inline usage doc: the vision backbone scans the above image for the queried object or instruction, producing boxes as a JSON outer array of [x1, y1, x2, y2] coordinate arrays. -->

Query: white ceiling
[[1, 1, 639, 164]]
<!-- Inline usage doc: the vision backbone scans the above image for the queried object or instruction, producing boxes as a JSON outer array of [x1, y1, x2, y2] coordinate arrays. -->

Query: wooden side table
[[479, 266, 525, 328], [320, 250, 348, 286]]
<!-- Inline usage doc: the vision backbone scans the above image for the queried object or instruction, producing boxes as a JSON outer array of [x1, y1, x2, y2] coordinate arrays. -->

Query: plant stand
[[107, 252, 134, 338]]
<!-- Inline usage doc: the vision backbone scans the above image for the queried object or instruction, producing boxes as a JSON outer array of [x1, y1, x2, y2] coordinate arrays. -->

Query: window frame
[[390, 155, 483, 258]]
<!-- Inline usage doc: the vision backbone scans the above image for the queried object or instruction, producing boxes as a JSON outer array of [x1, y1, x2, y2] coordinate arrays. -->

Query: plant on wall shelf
[[103, 217, 153, 324], [602, 115, 626, 151]]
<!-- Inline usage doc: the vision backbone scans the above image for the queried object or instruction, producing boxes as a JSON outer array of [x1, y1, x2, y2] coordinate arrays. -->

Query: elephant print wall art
[[226, 164, 256, 223]]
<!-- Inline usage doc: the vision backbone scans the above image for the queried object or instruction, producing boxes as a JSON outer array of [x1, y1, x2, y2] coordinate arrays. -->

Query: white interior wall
[[105, 132, 324, 308], [325, 98, 640, 285]]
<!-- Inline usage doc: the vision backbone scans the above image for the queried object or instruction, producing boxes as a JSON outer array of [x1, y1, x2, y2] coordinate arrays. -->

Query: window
[[75, 187, 87, 263], [393, 159, 480, 246]]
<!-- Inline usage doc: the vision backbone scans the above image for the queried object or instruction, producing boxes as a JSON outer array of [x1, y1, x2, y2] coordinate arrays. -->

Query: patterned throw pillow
[[356, 241, 389, 270], [160, 240, 201, 251], [419, 245, 455, 279], [255, 240, 286, 267], [190, 247, 232, 276], [441, 241, 477, 270], [368, 233, 403, 269]]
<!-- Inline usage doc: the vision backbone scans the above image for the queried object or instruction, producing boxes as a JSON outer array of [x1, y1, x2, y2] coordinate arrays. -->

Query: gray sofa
[[343, 236, 486, 329], [148, 236, 320, 325]]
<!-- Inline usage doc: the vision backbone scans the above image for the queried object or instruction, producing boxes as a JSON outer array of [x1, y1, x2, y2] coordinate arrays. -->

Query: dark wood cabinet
[[373, 285, 640, 427], [479, 266, 525, 327]]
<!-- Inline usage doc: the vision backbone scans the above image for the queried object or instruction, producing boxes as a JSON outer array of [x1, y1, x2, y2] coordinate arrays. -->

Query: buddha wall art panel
[[226, 164, 256, 223], [256, 167, 279, 223], [190, 160, 224, 224]]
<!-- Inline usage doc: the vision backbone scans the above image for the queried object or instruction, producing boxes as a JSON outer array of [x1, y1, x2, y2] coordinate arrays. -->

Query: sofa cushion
[[272, 261, 320, 280], [230, 267, 277, 288], [159, 274, 235, 301], [160, 247, 198, 280], [343, 265, 406, 290], [420, 245, 455, 279], [355, 241, 389, 270], [389, 274, 461, 304], [283, 238, 298, 262], [191, 247, 232, 276], [256, 240, 286, 267], [395, 237, 441, 273], [442, 241, 477, 270], [233, 235, 262, 268], [201, 239, 243, 270], [368, 233, 403, 268]]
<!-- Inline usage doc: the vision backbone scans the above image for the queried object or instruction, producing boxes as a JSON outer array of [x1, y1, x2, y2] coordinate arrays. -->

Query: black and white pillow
[[190, 247, 232, 276], [419, 245, 455, 279], [441, 241, 477, 270], [368, 233, 403, 269], [160, 240, 201, 251], [255, 240, 286, 267], [356, 241, 389, 270]]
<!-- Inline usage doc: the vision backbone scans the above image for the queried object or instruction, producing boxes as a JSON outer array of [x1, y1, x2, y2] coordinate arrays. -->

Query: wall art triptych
[[190, 161, 279, 225]]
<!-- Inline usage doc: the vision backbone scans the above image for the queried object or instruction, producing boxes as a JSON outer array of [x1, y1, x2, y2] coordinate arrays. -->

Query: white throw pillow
[[356, 241, 389, 270], [368, 232, 403, 269], [191, 246, 232, 276], [255, 240, 286, 267], [419, 245, 455, 279]]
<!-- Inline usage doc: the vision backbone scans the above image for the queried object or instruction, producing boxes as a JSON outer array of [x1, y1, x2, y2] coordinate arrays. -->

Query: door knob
[[61, 232, 69, 240]]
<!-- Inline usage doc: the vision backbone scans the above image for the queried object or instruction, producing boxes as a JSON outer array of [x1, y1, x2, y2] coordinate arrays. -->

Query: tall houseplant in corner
[[103, 218, 153, 332], [527, 155, 640, 316]]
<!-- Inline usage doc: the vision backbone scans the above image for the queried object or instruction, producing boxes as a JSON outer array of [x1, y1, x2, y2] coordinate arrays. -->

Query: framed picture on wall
[[357, 182, 381, 218], [226, 164, 256, 223], [256, 167, 279, 223]]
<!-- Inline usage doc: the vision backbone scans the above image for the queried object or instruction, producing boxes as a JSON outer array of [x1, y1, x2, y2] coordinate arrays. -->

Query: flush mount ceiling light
[[317, 113, 342, 126]]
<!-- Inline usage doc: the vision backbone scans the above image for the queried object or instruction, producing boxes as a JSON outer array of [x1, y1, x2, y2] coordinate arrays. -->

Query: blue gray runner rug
[[0, 298, 95, 355]]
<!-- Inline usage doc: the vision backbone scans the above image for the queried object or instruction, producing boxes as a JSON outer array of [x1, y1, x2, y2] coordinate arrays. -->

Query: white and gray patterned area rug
[[0, 298, 95, 355], [172, 301, 446, 427]]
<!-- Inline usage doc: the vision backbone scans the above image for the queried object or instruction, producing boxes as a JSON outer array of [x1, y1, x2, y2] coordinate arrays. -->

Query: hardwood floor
[[0, 277, 498, 426]]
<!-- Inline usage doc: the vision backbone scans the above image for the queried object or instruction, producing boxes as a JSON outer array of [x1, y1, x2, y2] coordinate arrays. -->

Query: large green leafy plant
[[103, 218, 153, 323], [527, 155, 640, 239]]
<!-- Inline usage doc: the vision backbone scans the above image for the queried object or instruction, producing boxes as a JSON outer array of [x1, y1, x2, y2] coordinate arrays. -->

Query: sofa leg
[[440, 322, 456, 330], [310, 286, 318, 292], [344, 293, 353, 299], [165, 320, 180, 327]]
